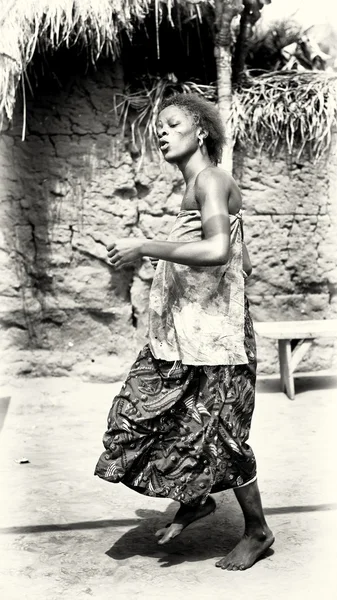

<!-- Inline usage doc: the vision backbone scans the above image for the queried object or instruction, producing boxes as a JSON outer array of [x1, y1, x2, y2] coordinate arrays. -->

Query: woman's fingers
[[113, 259, 131, 270], [107, 241, 137, 268], [108, 250, 119, 265], [108, 249, 128, 268], [110, 255, 121, 268], [150, 258, 158, 269], [108, 252, 128, 268]]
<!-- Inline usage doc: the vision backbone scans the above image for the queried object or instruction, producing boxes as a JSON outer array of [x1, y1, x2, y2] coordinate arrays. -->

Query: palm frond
[[234, 71, 337, 160], [116, 71, 337, 162]]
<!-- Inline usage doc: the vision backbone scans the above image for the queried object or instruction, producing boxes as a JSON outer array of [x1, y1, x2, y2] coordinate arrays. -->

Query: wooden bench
[[254, 320, 337, 400]]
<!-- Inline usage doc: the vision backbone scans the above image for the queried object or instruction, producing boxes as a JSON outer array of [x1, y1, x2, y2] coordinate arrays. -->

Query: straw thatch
[[1, 1, 337, 162], [0, 0, 209, 128], [233, 71, 337, 160], [117, 70, 337, 162]]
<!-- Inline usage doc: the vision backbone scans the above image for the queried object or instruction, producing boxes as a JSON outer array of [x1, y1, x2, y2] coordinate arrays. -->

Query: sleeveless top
[[148, 209, 248, 366]]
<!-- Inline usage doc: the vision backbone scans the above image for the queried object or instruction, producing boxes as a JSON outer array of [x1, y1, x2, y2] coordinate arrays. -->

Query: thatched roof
[[1, 1, 337, 162], [118, 70, 337, 162], [0, 0, 209, 128]]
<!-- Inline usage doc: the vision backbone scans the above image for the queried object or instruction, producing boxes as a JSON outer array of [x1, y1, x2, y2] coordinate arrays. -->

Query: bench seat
[[254, 319, 337, 399]]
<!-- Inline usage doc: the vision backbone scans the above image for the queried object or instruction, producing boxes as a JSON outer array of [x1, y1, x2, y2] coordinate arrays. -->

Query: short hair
[[159, 93, 226, 165]]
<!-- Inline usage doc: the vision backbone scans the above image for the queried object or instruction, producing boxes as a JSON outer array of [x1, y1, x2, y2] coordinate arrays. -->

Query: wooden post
[[214, 0, 244, 173], [278, 339, 295, 400], [254, 320, 337, 400], [291, 339, 313, 371]]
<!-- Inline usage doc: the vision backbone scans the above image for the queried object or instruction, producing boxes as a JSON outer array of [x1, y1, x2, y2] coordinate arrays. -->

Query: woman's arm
[[108, 168, 232, 269]]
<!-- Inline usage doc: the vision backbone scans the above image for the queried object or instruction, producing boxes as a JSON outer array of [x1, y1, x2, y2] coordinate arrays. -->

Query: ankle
[[244, 524, 271, 539]]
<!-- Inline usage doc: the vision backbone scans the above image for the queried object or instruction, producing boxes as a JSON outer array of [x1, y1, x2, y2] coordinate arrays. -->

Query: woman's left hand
[[107, 238, 145, 269]]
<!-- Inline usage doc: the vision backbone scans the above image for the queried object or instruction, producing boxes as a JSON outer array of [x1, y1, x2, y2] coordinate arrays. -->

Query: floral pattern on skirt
[[94, 298, 257, 505]]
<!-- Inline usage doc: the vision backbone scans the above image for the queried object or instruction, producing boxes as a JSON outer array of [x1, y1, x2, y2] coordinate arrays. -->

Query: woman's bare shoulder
[[195, 166, 242, 212], [195, 166, 237, 189]]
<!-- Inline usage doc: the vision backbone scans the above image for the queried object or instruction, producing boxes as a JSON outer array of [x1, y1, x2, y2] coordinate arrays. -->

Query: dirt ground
[[0, 372, 337, 600]]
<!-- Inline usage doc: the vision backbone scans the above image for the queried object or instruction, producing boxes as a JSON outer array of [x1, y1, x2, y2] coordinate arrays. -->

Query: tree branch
[[232, 0, 272, 86]]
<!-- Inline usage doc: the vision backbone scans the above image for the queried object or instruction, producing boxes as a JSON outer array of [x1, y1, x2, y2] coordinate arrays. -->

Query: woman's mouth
[[160, 141, 169, 152]]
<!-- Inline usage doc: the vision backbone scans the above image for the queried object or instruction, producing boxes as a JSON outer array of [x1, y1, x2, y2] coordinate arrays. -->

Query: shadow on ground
[[1, 500, 335, 536], [257, 374, 337, 395], [106, 498, 245, 567], [0, 396, 10, 433], [103, 498, 336, 567], [1, 498, 336, 568]]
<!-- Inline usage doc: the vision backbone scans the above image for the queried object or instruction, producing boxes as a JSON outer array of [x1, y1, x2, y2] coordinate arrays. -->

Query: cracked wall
[[0, 64, 336, 380], [234, 150, 337, 373]]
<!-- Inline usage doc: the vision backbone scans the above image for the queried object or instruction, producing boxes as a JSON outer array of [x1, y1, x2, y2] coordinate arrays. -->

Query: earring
[[198, 135, 203, 147]]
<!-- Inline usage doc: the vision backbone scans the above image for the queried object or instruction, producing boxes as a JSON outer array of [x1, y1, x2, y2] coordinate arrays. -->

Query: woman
[[95, 93, 274, 571]]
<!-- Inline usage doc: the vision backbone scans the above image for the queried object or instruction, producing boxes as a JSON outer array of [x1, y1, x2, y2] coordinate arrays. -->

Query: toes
[[155, 528, 167, 538], [215, 560, 225, 568], [216, 559, 246, 572], [156, 526, 176, 545], [157, 536, 168, 545], [216, 559, 230, 570], [155, 524, 172, 539], [157, 532, 172, 545]]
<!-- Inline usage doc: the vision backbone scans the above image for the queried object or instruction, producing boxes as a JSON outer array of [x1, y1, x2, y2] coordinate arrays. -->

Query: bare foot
[[216, 528, 274, 571], [155, 496, 216, 545]]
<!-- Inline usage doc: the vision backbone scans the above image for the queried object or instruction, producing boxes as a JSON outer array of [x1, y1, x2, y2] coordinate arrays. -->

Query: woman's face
[[156, 105, 199, 164]]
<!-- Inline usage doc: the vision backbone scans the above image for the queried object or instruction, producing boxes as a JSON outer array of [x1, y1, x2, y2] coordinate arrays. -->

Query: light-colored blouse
[[148, 209, 248, 366]]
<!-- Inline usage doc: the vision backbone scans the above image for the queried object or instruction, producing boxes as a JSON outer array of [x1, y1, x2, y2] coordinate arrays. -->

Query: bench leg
[[278, 339, 295, 400], [291, 339, 313, 371]]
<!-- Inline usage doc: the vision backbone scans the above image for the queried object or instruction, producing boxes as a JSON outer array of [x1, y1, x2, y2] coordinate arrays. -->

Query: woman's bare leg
[[216, 479, 274, 571]]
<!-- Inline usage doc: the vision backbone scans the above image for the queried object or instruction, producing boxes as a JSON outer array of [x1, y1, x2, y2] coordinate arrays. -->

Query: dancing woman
[[95, 93, 274, 571]]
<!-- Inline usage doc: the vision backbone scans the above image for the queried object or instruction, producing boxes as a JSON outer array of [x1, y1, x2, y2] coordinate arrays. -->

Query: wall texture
[[0, 64, 336, 381]]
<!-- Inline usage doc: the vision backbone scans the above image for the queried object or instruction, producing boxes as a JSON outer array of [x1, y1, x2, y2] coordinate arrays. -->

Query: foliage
[[116, 71, 337, 161], [116, 74, 216, 156], [245, 18, 305, 73], [1, 1, 336, 161], [233, 71, 337, 160]]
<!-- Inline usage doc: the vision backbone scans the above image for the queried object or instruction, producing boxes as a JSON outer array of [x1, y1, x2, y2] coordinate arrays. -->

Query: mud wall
[[0, 63, 336, 381]]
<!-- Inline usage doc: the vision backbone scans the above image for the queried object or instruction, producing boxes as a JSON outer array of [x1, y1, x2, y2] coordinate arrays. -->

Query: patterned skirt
[[94, 298, 257, 505]]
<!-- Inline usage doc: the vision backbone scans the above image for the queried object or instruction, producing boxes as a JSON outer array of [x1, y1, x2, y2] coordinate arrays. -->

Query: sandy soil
[[0, 373, 336, 600]]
